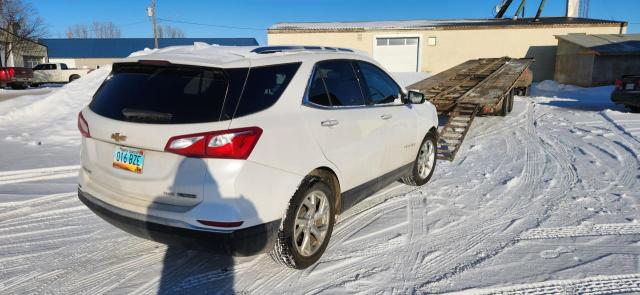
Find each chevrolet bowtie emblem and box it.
[110,133,127,142]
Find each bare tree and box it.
[157,24,185,38]
[0,0,47,67]
[65,24,89,38]
[66,21,121,39]
[92,21,121,38]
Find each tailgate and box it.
[10,67,34,79]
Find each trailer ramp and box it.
[408,57,534,161]
[437,103,479,161]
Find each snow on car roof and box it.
[117,43,368,68]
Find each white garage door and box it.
[373,37,419,72]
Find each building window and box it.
[23,56,42,68]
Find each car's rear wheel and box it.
[69,74,80,82]
[402,131,437,186]
[269,177,335,269]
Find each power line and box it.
[157,18,265,31]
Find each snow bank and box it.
[0,66,111,147]
[391,72,432,87]
[529,80,618,111]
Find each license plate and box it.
[625,83,635,90]
[113,146,145,173]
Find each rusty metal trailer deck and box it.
[408,57,534,161]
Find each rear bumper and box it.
[78,188,280,256]
[611,91,640,107]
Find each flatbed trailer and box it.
[408,57,534,161]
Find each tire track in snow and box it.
[451,273,640,295]
[0,165,79,185]
[520,223,640,240]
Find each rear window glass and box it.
[90,62,300,124]
[233,62,301,118]
[90,64,231,124]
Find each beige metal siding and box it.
[268,24,624,81]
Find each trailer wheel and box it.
[500,95,509,116]
[508,89,514,113]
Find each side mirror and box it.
[407,90,425,104]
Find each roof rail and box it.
[251,45,354,54]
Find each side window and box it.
[233,62,301,118]
[50,64,57,70]
[60,63,68,70]
[308,70,331,106]
[357,62,402,105]
[33,64,43,70]
[307,60,365,107]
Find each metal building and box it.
[268,17,627,81]
[554,33,640,87]
[38,38,259,69]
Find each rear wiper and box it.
[121,108,173,122]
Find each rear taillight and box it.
[615,79,622,90]
[7,67,15,78]
[164,127,263,159]
[78,112,90,138]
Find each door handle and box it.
[380,114,392,120]
[321,120,339,127]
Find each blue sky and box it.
[33,0,639,44]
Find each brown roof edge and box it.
[269,22,625,34]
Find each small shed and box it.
[554,33,640,87]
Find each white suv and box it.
[78,45,438,269]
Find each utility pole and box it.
[147,0,158,48]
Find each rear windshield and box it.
[90,62,300,124]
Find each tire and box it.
[500,94,509,116]
[269,177,335,269]
[9,83,26,90]
[507,89,514,113]
[69,74,80,82]
[401,131,437,186]
[629,106,640,113]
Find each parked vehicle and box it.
[77,45,439,269]
[0,67,34,89]
[32,63,92,85]
[612,75,640,113]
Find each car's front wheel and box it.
[402,131,437,186]
[270,177,335,269]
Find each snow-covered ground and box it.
[0,70,639,294]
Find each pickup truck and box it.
[0,67,34,89]
[611,74,640,113]
[32,63,92,85]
